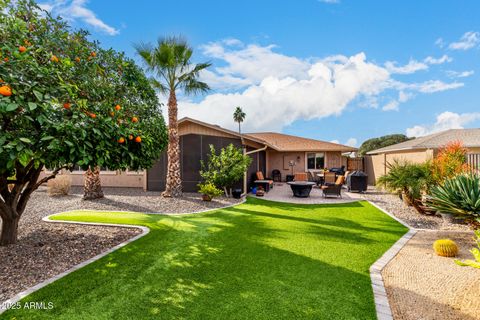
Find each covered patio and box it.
[252,182,362,204]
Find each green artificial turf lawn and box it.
[2,198,407,320]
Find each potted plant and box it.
[198,182,223,202]
[427,173,480,225]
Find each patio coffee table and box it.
[287,181,316,198]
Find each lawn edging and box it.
[0,216,150,315]
[367,201,417,320]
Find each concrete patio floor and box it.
[251,182,363,204]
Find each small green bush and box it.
[427,173,480,221]
[198,182,223,199]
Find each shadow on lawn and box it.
[3,199,405,320]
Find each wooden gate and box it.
[347,157,364,171]
[467,154,480,174]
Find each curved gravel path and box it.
[0,186,241,303]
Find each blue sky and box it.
[39,0,480,147]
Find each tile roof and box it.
[367,128,480,154]
[178,117,357,152]
[245,132,357,152]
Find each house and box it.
[365,128,480,184]
[146,117,356,192]
[43,117,356,192]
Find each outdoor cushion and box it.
[294,172,308,181]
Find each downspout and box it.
[242,145,268,197]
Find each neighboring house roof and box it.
[178,117,357,152]
[367,128,480,155]
[245,132,357,152]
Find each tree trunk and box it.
[0,215,20,246]
[83,166,104,200]
[163,90,182,198]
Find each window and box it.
[306,152,325,170]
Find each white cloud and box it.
[385,59,428,74]
[406,111,480,137]
[448,31,479,50]
[38,0,119,35]
[177,40,465,132]
[345,138,358,147]
[446,70,475,78]
[382,100,399,111]
[200,41,310,89]
[435,38,445,48]
[424,55,452,65]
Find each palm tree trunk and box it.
[238,122,241,134]
[83,166,104,200]
[163,90,182,197]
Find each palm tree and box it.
[233,106,246,134]
[135,37,211,197]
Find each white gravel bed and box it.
[0,186,241,303]
[351,188,470,231]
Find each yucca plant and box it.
[427,173,480,222]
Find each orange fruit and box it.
[115,104,121,111]
[3,57,8,62]
[63,103,71,109]
[90,113,96,119]
[90,51,96,57]
[128,135,133,140]
[109,111,115,117]
[75,57,81,63]
[19,46,27,53]
[135,136,142,143]
[0,85,12,96]
[118,137,125,144]
[51,55,59,63]
[132,116,138,123]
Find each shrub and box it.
[200,144,252,197]
[198,182,223,200]
[431,141,469,183]
[433,239,458,257]
[455,230,480,269]
[47,175,72,196]
[377,160,433,213]
[427,173,480,222]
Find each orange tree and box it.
[0,0,167,245]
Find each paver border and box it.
[368,201,417,320]
[1,197,412,319]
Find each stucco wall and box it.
[365,149,433,185]
[266,150,344,181]
[39,170,145,188]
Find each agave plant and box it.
[455,230,480,269]
[427,173,480,221]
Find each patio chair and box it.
[272,169,282,182]
[323,172,336,185]
[308,169,322,185]
[321,176,345,198]
[294,172,308,181]
[254,171,274,192]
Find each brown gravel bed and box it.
[352,188,470,230]
[0,186,241,303]
[382,230,480,320]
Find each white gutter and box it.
[242,145,268,196]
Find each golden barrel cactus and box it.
[433,239,458,257]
